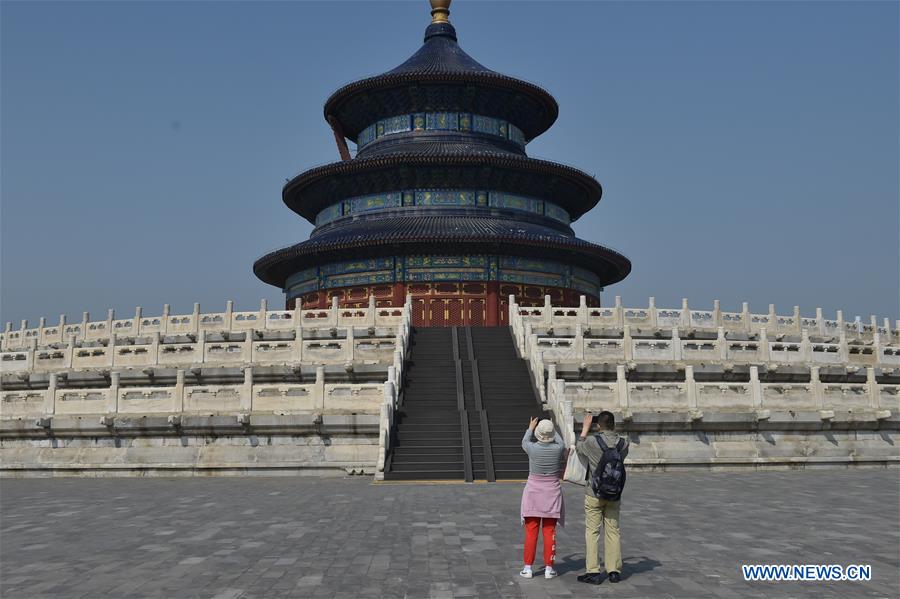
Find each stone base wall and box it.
[0,414,379,478]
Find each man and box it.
[575,411,628,585]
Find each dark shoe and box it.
[577,573,604,585]
[608,571,621,583]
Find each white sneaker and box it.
[544,566,558,579]
[519,566,533,578]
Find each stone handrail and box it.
[0,296,409,352]
[509,295,898,354]
[376,295,412,479]
[1,331,401,374]
[510,295,899,419]
[548,367,897,419]
[1,297,414,443]
[1,367,388,419]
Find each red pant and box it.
[523,517,557,566]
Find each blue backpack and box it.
[589,436,626,501]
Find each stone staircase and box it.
[385,327,541,481]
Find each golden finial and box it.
[430,0,451,24]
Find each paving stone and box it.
[0,470,898,598]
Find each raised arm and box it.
[521,417,539,452]
[574,413,593,458]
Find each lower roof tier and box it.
[253,215,631,290]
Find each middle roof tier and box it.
[283,151,603,224]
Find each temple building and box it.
[253,0,631,327]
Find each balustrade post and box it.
[759,328,770,363]
[681,298,690,329]
[225,300,234,331]
[192,303,201,335]
[866,367,879,409]
[106,309,114,339]
[800,329,812,363]
[193,329,204,366]
[836,310,844,337]
[57,315,66,345]
[884,317,893,340]
[672,327,682,361]
[648,296,658,328]
[331,296,340,326]
[810,366,823,410]
[816,307,825,337]
[543,295,552,325]
[717,326,727,361]
[292,327,304,363]
[151,332,160,366]
[623,325,633,361]
[741,302,750,333]
[38,318,46,344]
[614,295,623,327]
[3,322,11,351]
[27,337,37,371]
[173,370,185,413]
[107,371,120,414]
[838,330,848,362]
[616,364,629,411]
[713,299,721,327]
[134,306,142,336]
[315,366,326,412]
[574,324,584,360]
[80,312,89,341]
[108,333,117,368]
[292,297,302,328]
[523,323,533,359]
[346,326,355,362]
[793,306,801,335]
[367,295,377,327]
[749,366,762,409]
[162,304,170,335]
[46,372,58,415]
[243,328,254,364]
[66,334,76,369]
[242,367,253,412]
[685,365,697,410]
[578,295,588,324]
[259,298,268,329]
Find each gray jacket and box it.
[575,431,629,497]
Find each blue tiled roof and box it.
[253,216,631,288]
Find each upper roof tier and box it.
[323,4,558,145]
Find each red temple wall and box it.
[286,281,600,327]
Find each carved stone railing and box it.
[510,295,898,355]
[0,296,409,352]
[0,296,414,426]
[1,368,389,419]
[376,296,412,480]
[513,295,899,425]
[546,365,896,417]
[1,330,401,374]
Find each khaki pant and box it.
[584,495,622,574]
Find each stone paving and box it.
[1,469,898,598]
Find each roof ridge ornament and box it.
[430,0,451,24]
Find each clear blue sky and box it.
[2,0,897,326]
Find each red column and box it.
[392,282,406,308]
[486,282,499,326]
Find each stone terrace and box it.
[1,470,897,598]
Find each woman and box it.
[519,417,567,579]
